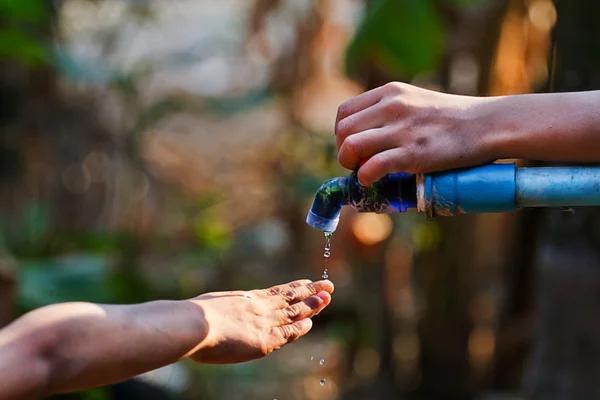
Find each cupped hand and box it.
[189,279,333,364]
[335,82,493,186]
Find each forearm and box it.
[0,300,207,398]
[479,90,600,162]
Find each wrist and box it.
[126,300,209,360]
[469,95,524,161]
[180,299,210,358]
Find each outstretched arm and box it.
[334,83,600,185]
[0,279,333,399]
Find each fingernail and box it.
[300,319,313,328]
[317,292,329,301]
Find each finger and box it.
[272,319,313,347]
[277,291,331,325]
[278,280,334,305]
[335,106,386,149]
[335,86,387,127]
[258,280,312,297]
[357,148,413,186]
[338,128,398,171]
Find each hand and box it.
[335,82,493,186]
[189,279,334,364]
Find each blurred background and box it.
[1,0,599,399]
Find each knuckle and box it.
[336,117,354,138]
[306,283,319,295]
[381,98,402,115]
[287,325,302,341]
[284,305,300,321]
[283,289,297,302]
[291,279,311,288]
[338,99,352,117]
[384,81,404,94]
[343,136,362,158]
[279,325,293,339]
[337,102,350,120]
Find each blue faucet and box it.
[306,163,600,232]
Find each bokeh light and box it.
[351,213,393,246]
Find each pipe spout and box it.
[306,172,418,232]
[306,177,351,232]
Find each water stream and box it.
[318,231,333,386]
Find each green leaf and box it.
[346,0,445,77]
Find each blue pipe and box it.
[306,163,600,232]
[423,163,516,217]
[423,163,600,217]
[516,167,600,207]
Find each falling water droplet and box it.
[322,269,328,279]
[311,357,314,360]
[320,379,327,386]
[324,232,332,261]
[320,359,325,365]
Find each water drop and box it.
[322,269,328,279]
[320,379,326,386]
[310,357,314,361]
[320,359,325,365]
[323,232,332,260]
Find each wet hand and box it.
[189,279,333,364]
[335,82,492,186]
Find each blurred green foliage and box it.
[347,0,445,77]
[0,0,51,66]
[347,0,486,77]
[17,255,113,311]
[0,0,48,23]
